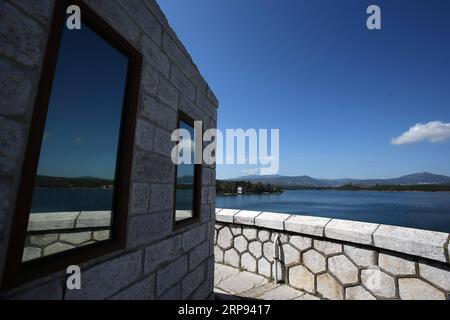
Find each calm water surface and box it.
[31,189,450,233]
[217,190,450,233]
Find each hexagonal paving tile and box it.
[224,248,240,268]
[317,273,344,300]
[288,265,315,293]
[263,241,274,260]
[217,227,233,249]
[302,249,326,274]
[328,255,358,285]
[243,227,258,241]
[249,241,262,258]
[398,278,446,300]
[313,239,342,255]
[234,235,248,253]
[281,244,300,265]
[289,235,312,251]
[361,268,396,298]
[258,258,272,278]
[230,225,242,236]
[241,252,257,273]
[258,230,270,242]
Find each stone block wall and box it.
[215,209,450,300]
[0,0,217,299]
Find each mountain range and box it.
[232,172,450,187]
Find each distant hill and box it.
[232,172,450,187]
[36,175,114,189]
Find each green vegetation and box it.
[286,184,450,192]
[217,180,283,196]
[35,175,114,189]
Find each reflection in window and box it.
[175,120,199,222]
[22,23,130,262]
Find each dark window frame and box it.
[172,111,203,230]
[1,0,142,290]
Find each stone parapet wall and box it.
[23,211,111,262]
[215,209,450,300]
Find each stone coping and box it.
[216,208,450,264]
[27,211,112,232]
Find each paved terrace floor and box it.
[214,264,321,300]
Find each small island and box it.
[217,180,283,196]
[35,175,114,189]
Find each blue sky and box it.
[158,0,450,180]
[37,23,129,180]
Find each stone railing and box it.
[23,211,111,262]
[214,209,450,300]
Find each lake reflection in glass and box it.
[175,121,197,222]
[23,22,130,262]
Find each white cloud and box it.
[391,121,450,145]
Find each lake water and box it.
[216,190,450,233]
[31,189,450,233]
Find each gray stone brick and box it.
[141,64,160,96]
[0,2,44,66]
[153,127,173,157]
[0,60,33,116]
[157,76,179,110]
[11,279,63,300]
[0,116,26,174]
[200,204,211,223]
[140,92,177,132]
[135,119,155,152]
[157,255,188,296]
[9,0,53,22]
[84,0,140,46]
[159,283,181,300]
[141,35,170,78]
[201,187,208,204]
[144,235,182,274]
[196,89,215,118]
[65,251,142,300]
[179,94,203,121]
[183,224,206,251]
[181,263,206,299]
[208,186,215,204]
[190,64,207,93]
[202,167,212,186]
[1,178,13,243]
[115,0,162,45]
[189,241,209,271]
[163,33,190,76]
[130,183,151,215]
[150,183,173,212]
[206,86,219,108]
[109,274,156,300]
[127,211,172,248]
[132,150,175,183]
[171,65,195,102]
